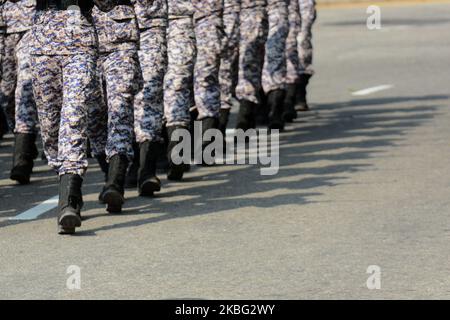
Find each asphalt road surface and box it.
[1,2,450,299]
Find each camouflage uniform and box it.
[0,1,5,80]
[89,3,141,161]
[285,0,300,85]
[30,1,115,176]
[235,0,267,105]
[219,0,240,110]
[164,0,195,127]
[262,0,289,94]
[0,1,7,136]
[298,0,316,76]
[0,0,36,132]
[133,0,167,144]
[192,0,223,120]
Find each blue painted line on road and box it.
[9,196,58,221]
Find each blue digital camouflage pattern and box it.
[134,0,168,29]
[262,0,289,93]
[298,0,316,76]
[0,0,36,132]
[164,11,195,127]
[285,0,300,84]
[134,25,167,143]
[88,50,141,161]
[32,54,98,176]
[30,2,114,176]
[219,0,240,110]
[0,32,20,130]
[89,3,141,161]
[92,4,139,54]
[14,30,37,134]
[2,0,35,34]
[193,0,223,119]
[235,3,267,104]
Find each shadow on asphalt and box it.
[0,94,446,233]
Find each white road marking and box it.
[352,84,394,96]
[9,196,58,221]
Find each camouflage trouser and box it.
[194,15,222,120]
[88,50,141,161]
[134,27,167,143]
[285,0,301,84]
[219,11,240,110]
[14,31,37,134]
[0,32,22,130]
[235,6,268,104]
[262,2,289,93]
[31,53,97,176]
[164,17,196,128]
[0,32,4,80]
[298,0,316,76]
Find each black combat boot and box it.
[218,109,230,156]
[99,154,129,213]
[10,133,38,185]
[167,125,190,181]
[255,89,269,127]
[267,89,286,131]
[138,141,162,197]
[157,125,169,171]
[125,141,139,188]
[282,83,298,122]
[296,74,311,112]
[236,100,256,130]
[95,153,109,182]
[218,108,230,136]
[57,174,83,235]
[0,109,7,140]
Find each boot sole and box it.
[139,179,161,197]
[167,164,185,181]
[102,190,125,213]
[58,211,82,235]
[282,111,298,123]
[10,171,31,185]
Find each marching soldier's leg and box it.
[31,55,63,176]
[32,1,117,235]
[53,53,97,234]
[164,16,196,181]
[0,33,21,133]
[283,0,301,122]
[134,27,166,197]
[235,4,268,130]
[87,58,109,180]
[58,54,95,177]
[11,31,38,184]
[297,0,316,111]
[0,9,6,139]
[262,0,289,130]
[91,3,141,210]
[218,3,240,136]
[193,14,222,133]
[100,50,139,212]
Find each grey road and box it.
[1,2,450,299]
